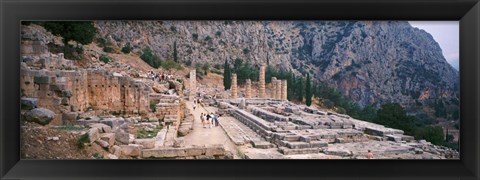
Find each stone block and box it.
[134,139,155,149]
[252,141,274,149]
[101,133,115,147]
[185,146,206,156]
[286,142,311,149]
[34,76,50,84]
[89,123,112,133]
[62,112,77,121]
[309,141,328,148]
[142,148,187,158]
[120,144,141,157]
[324,149,353,156]
[88,128,100,143]
[96,139,110,148]
[386,134,402,142]
[401,135,415,142]
[21,98,38,110]
[205,145,225,156]
[24,108,55,125]
[115,129,130,145]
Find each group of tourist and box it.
[147,71,173,82]
[200,112,219,128]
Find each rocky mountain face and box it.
[95,21,459,113]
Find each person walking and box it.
[214,112,219,127]
[206,113,212,128]
[200,113,206,128]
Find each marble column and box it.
[259,63,266,98]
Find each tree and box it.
[140,48,160,68]
[305,73,312,106]
[173,41,178,62]
[223,59,231,90]
[42,21,96,46]
[375,103,416,135]
[41,21,96,56]
[414,126,445,145]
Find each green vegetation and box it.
[204,36,212,41]
[243,48,250,54]
[202,63,210,75]
[136,127,162,139]
[305,73,312,106]
[121,43,132,54]
[103,46,114,53]
[140,48,161,68]
[170,26,177,32]
[372,103,456,149]
[150,101,157,112]
[192,33,198,41]
[173,41,178,62]
[223,59,231,90]
[35,21,96,60]
[215,31,222,37]
[99,55,110,64]
[76,133,90,149]
[93,153,103,159]
[160,60,183,70]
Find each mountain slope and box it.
[95,20,459,118]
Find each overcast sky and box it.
[408,21,459,71]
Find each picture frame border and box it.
[1,0,479,179]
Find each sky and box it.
[408,21,459,71]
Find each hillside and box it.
[95,21,459,121]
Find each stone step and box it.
[278,147,321,155]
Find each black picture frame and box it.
[1,0,479,179]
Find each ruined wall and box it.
[21,64,151,125]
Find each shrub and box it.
[99,55,110,64]
[243,48,250,54]
[103,46,114,53]
[336,107,346,114]
[204,36,212,41]
[93,153,103,159]
[323,99,335,109]
[185,59,192,66]
[96,38,108,47]
[161,60,183,70]
[76,133,90,149]
[121,43,132,54]
[150,101,157,112]
[140,48,161,68]
[170,26,177,32]
[215,31,222,37]
[192,33,198,41]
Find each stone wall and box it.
[21,64,151,125]
[141,145,233,159]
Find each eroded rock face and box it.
[24,108,56,125]
[95,21,459,114]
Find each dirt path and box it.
[183,101,239,158]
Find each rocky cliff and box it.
[95,21,459,113]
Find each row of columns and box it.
[229,63,287,100]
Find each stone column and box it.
[281,80,287,100]
[259,63,266,98]
[245,79,252,98]
[189,70,196,101]
[276,80,281,99]
[231,73,238,99]
[271,77,277,99]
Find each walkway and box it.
[182,101,239,157]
